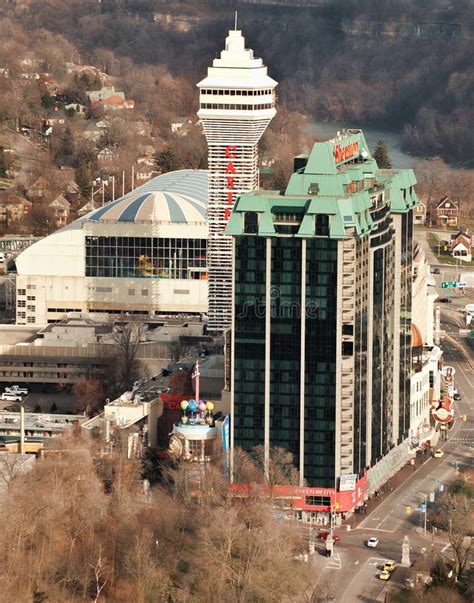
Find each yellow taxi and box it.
[433,449,444,458]
[383,560,397,573]
[379,570,391,581]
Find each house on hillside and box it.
[65,103,87,116]
[40,73,58,97]
[83,123,102,142]
[170,117,193,135]
[430,196,459,227]
[62,180,80,205]
[48,195,71,228]
[87,87,134,111]
[449,231,472,262]
[97,147,116,163]
[135,164,156,183]
[27,176,51,201]
[0,192,32,224]
[413,197,427,225]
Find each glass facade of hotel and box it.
[85,236,207,280]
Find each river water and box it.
[307,120,421,170]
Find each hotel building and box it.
[227,130,418,516]
[197,29,277,333]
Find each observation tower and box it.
[197,28,277,332]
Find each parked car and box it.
[367,537,379,548]
[5,385,29,396]
[432,267,441,274]
[1,392,22,402]
[379,570,391,581]
[453,393,461,401]
[433,449,444,458]
[438,298,452,303]
[317,531,341,542]
[383,561,397,573]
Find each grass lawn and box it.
[427,232,474,267]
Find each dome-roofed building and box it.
[411,323,423,349]
[15,170,209,326]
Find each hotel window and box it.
[18,300,26,308]
[18,289,26,296]
[315,214,330,236]
[27,316,35,324]
[27,296,35,301]
[18,312,26,319]
[27,305,35,312]
[244,212,258,235]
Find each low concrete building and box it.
[81,390,159,458]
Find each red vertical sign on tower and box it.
[224,145,237,222]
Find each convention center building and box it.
[15,170,208,325]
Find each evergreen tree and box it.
[372,139,392,169]
[154,147,181,174]
[54,127,76,168]
[75,160,92,196]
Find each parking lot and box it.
[0,382,79,414]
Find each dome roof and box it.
[86,169,208,225]
[411,324,423,348]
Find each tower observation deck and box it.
[197,29,277,332]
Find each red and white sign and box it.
[230,474,368,513]
[334,141,359,164]
[432,397,454,424]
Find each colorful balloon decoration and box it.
[180,400,189,411]
[206,401,215,411]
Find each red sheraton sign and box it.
[334,141,359,164]
[224,145,237,222]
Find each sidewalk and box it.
[344,450,432,529]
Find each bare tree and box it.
[0,453,32,492]
[431,490,473,580]
[110,318,146,390]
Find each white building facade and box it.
[15,170,209,326]
[197,29,277,332]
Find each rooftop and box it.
[78,169,208,226]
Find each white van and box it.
[1,392,22,402]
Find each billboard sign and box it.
[339,474,357,492]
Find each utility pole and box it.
[20,402,25,455]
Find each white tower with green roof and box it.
[197,29,277,332]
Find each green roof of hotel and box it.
[226,129,418,239]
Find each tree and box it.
[72,375,105,415]
[251,445,302,487]
[154,147,181,174]
[169,368,193,397]
[0,146,7,177]
[0,453,30,492]
[430,485,473,581]
[373,139,392,169]
[110,318,145,391]
[169,330,192,363]
[54,126,75,168]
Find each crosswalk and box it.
[448,436,474,445]
[326,551,342,570]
